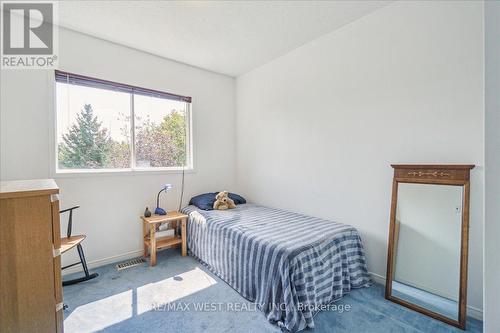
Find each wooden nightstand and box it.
[140,211,188,266]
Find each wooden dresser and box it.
[0,179,63,333]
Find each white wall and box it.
[235,1,484,315]
[0,28,236,268]
[485,1,500,331]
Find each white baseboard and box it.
[370,271,386,285]
[369,272,483,321]
[62,249,144,275]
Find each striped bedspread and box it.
[181,204,370,332]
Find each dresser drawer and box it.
[51,195,64,333]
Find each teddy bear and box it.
[213,191,236,210]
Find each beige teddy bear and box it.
[213,191,236,210]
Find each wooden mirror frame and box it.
[385,164,475,329]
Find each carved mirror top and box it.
[391,165,475,182]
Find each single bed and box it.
[181,203,371,332]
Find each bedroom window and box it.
[55,71,192,173]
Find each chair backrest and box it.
[60,206,80,238]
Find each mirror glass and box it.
[391,183,463,321]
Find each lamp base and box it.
[155,207,167,215]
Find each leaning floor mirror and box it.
[385,164,474,329]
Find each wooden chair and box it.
[60,206,98,286]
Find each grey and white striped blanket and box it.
[181,204,370,332]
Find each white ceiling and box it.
[58,1,391,77]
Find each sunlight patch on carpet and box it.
[137,267,217,314]
[64,268,217,332]
[64,290,133,333]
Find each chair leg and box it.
[62,244,98,286]
[77,244,90,277]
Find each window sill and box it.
[53,167,195,178]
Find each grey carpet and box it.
[63,249,483,333]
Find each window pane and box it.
[56,82,131,169]
[134,95,188,168]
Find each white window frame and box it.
[50,71,194,176]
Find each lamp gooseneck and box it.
[156,188,165,209]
